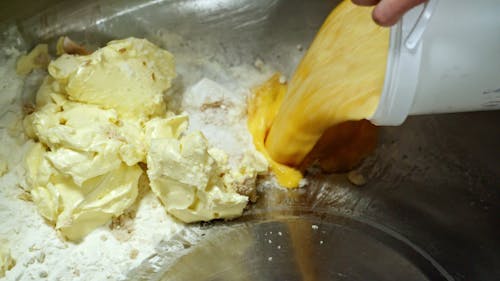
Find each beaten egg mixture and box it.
[249,0,389,187]
[21,38,266,241]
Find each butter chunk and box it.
[45,147,122,186]
[25,140,142,241]
[24,143,52,190]
[22,37,257,241]
[33,76,57,108]
[147,131,248,222]
[30,183,61,223]
[56,164,141,241]
[117,119,148,166]
[48,38,175,118]
[16,44,50,75]
[31,99,118,150]
[29,161,141,241]
[31,106,118,183]
[145,114,188,140]
[25,115,143,240]
[22,38,180,241]
[29,98,148,184]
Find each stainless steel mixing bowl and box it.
[1,0,499,280]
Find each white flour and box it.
[0,27,272,281]
[0,46,184,281]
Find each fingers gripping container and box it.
[371,0,500,126]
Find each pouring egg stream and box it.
[248,0,390,188]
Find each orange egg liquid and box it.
[248,0,389,188]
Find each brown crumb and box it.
[151,200,159,208]
[110,216,124,230]
[151,72,156,81]
[23,104,35,115]
[39,271,48,278]
[17,191,33,202]
[112,119,123,127]
[127,211,135,219]
[347,170,367,186]
[110,211,135,242]
[129,248,139,260]
[119,48,127,53]
[254,58,265,71]
[34,52,50,65]
[138,162,148,171]
[200,101,223,111]
[36,252,46,263]
[63,37,89,55]
[234,178,258,203]
[73,268,80,277]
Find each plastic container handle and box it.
[405,0,439,50]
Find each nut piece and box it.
[254,58,265,71]
[129,248,139,259]
[56,36,90,56]
[347,170,366,186]
[279,75,287,85]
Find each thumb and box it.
[373,0,427,26]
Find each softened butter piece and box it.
[32,97,127,185]
[16,44,50,75]
[144,114,188,151]
[147,131,248,222]
[25,142,142,239]
[25,103,143,240]
[28,158,141,241]
[48,38,175,118]
[22,37,174,240]
[23,37,252,241]
[24,143,52,191]
[56,164,141,241]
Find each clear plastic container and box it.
[370,0,500,126]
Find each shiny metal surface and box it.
[1,1,499,280]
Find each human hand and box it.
[352,0,427,26]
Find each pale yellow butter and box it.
[16,44,50,75]
[31,101,123,184]
[143,114,189,151]
[48,38,174,118]
[24,37,253,240]
[23,38,175,240]
[147,130,248,222]
[26,143,142,240]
